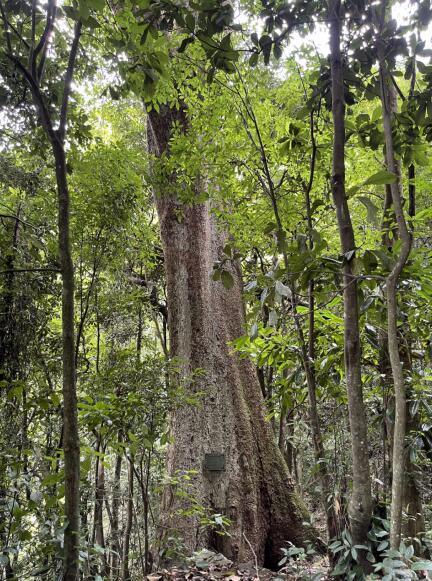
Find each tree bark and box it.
[148,105,318,567]
[53,138,81,578]
[402,414,425,541]
[0,208,21,580]
[303,112,342,544]
[110,447,123,578]
[378,40,412,549]
[122,459,134,581]
[93,438,108,575]
[328,0,372,550]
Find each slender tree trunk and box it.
[303,113,341,543]
[148,105,319,567]
[135,453,152,573]
[378,42,412,549]
[0,209,21,580]
[378,332,394,502]
[402,414,425,541]
[110,446,123,578]
[378,41,424,543]
[303,283,341,541]
[328,0,372,549]
[52,140,81,578]
[93,438,108,575]
[234,70,339,545]
[400,333,425,546]
[122,459,134,581]
[6,15,83,575]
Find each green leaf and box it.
[185,13,195,31]
[85,15,101,28]
[63,5,80,20]
[88,0,105,9]
[221,270,234,289]
[275,280,291,297]
[78,0,90,19]
[405,544,414,559]
[268,309,277,326]
[357,196,379,226]
[331,562,348,576]
[41,472,63,486]
[249,52,259,67]
[364,169,397,186]
[411,560,432,571]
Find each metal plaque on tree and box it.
[204,453,225,471]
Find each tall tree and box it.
[148,104,319,566]
[377,9,413,548]
[328,0,372,551]
[0,3,82,576]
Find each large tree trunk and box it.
[148,106,317,568]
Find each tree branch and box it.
[7,54,57,143]
[58,20,82,143]
[0,0,12,54]
[32,0,57,79]
[0,267,60,275]
[0,214,37,229]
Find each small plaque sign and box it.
[204,453,225,471]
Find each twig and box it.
[0,214,37,229]
[0,267,60,275]
[243,533,260,580]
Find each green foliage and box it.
[2,0,432,577]
[329,520,432,580]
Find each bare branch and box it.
[0,214,37,229]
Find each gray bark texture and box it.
[378,43,412,549]
[328,0,372,554]
[148,105,317,567]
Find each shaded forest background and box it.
[1,0,432,579]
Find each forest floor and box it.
[147,550,330,581]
